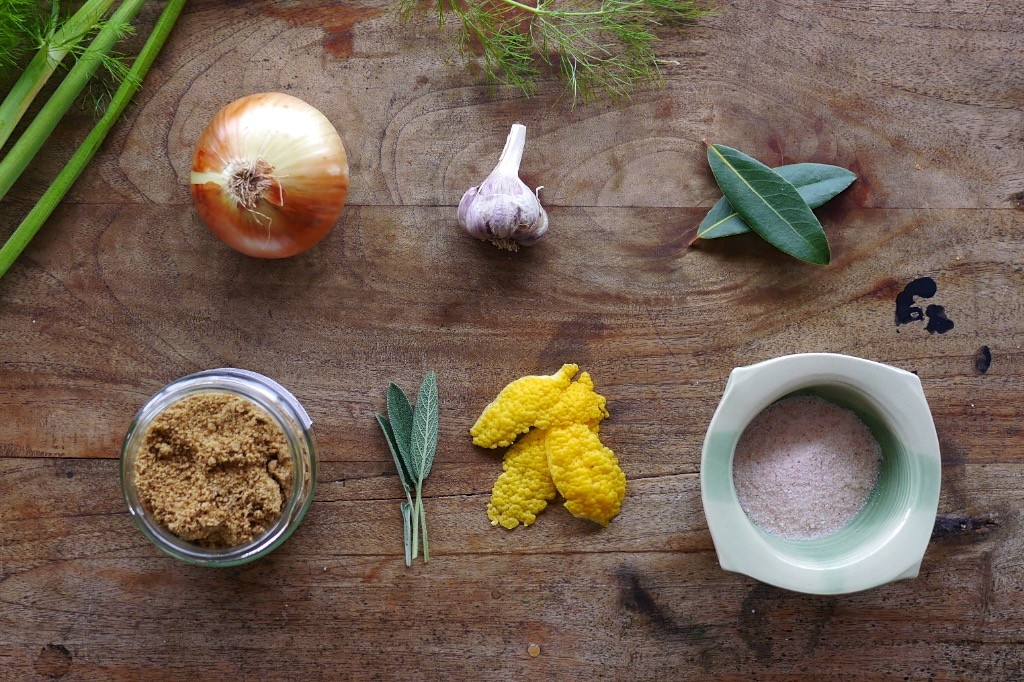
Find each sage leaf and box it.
[706,144,831,264]
[697,163,856,240]
[379,371,440,566]
[410,371,439,482]
[387,382,416,478]
[376,414,413,492]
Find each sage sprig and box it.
[376,371,439,566]
[701,143,853,265]
[695,163,857,242]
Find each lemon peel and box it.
[486,428,557,529]
[536,371,609,430]
[476,365,625,528]
[470,363,578,449]
[545,423,626,526]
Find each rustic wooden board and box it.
[2,0,1023,678]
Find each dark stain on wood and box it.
[974,346,992,374]
[1010,191,1024,209]
[931,513,998,541]
[845,162,873,209]
[692,231,795,274]
[626,226,693,272]
[738,584,777,663]
[436,301,469,326]
[980,550,994,619]
[924,304,954,334]
[861,277,903,301]
[738,584,840,665]
[938,439,970,510]
[895,276,937,326]
[538,313,606,368]
[767,134,785,166]
[802,598,837,656]
[362,557,391,583]
[819,160,873,221]
[262,4,381,58]
[33,644,72,679]
[616,567,706,641]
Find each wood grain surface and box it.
[2,0,1023,678]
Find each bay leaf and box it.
[705,144,831,264]
[773,163,857,208]
[696,163,856,240]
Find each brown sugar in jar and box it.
[134,392,294,548]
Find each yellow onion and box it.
[190,92,349,258]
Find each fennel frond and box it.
[397,0,712,103]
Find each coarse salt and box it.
[732,396,881,541]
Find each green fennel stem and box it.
[0,0,119,151]
[498,0,644,19]
[0,0,187,279]
[0,0,146,201]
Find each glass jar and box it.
[120,368,316,566]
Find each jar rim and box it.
[120,369,317,567]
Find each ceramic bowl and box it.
[700,353,941,595]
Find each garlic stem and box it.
[495,123,527,177]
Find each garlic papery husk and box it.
[458,123,548,252]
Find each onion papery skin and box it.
[190,92,349,258]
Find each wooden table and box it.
[2,0,1022,678]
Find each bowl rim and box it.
[700,352,941,595]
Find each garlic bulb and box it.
[458,124,548,251]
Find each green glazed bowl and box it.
[700,353,941,595]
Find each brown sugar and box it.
[134,392,293,548]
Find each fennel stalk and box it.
[0,0,122,150]
[0,0,187,278]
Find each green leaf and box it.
[773,163,857,209]
[410,371,439,482]
[696,163,856,240]
[696,193,748,240]
[386,382,416,480]
[400,501,413,567]
[705,144,831,264]
[377,371,440,566]
[376,414,413,493]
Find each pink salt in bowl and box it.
[700,353,942,595]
